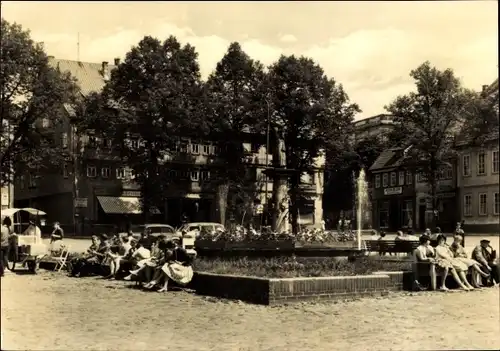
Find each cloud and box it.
[26,22,498,120]
[279,34,298,43]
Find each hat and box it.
[99,233,109,240]
[480,239,491,244]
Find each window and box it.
[479,193,487,215]
[130,139,139,149]
[169,170,178,179]
[202,144,211,155]
[200,170,210,181]
[191,143,199,155]
[179,141,188,153]
[19,175,25,189]
[477,151,486,175]
[102,138,112,148]
[101,167,110,178]
[382,173,388,187]
[406,171,413,185]
[180,170,189,179]
[61,132,68,148]
[116,168,126,179]
[63,164,69,178]
[494,192,499,215]
[41,118,50,128]
[88,135,97,147]
[190,170,199,181]
[375,174,381,188]
[28,174,38,188]
[493,150,499,174]
[399,171,405,186]
[462,154,471,176]
[390,172,396,186]
[86,166,97,178]
[463,195,472,216]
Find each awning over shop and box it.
[97,196,160,215]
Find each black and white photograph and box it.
[1,1,499,350]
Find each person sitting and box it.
[450,234,490,287]
[124,238,164,284]
[50,222,64,243]
[144,239,194,292]
[105,235,132,279]
[69,235,100,277]
[126,230,135,244]
[138,229,154,251]
[472,239,499,286]
[395,230,407,241]
[378,231,390,256]
[413,234,446,291]
[434,234,475,291]
[369,230,380,240]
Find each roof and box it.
[48,58,116,97]
[369,147,406,172]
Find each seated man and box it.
[105,235,132,279]
[69,235,99,277]
[472,239,499,286]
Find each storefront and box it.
[372,185,416,232]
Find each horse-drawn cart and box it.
[2,207,48,273]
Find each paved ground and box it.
[1,270,499,351]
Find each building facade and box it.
[456,137,499,233]
[353,114,394,142]
[369,148,416,232]
[14,57,325,234]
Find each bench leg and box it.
[429,264,437,291]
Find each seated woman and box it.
[144,239,194,292]
[105,235,132,279]
[413,235,447,291]
[450,234,489,287]
[434,234,475,291]
[124,239,164,284]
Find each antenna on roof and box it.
[77,32,80,62]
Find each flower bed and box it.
[193,256,411,278]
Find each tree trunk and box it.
[216,182,230,226]
[271,129,288,232]
[289,173,299,235]
[429,156,438,230]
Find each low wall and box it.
[192,272,393,305]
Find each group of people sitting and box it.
[414,232,499,291]
[68,230,194,292]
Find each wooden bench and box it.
[365,240,419,255]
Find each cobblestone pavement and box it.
[1,271,499,351]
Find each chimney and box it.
[114,58,120,65]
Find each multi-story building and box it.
[454,79,499,233]
[353,114,394,142]
[369,147,416,232]
[369,147,458,232]
[14,57,325,234]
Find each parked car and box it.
[177,222,225,238]
[133,224,196,257]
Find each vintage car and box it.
[133,223,196,257]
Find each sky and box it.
[2,1,498,120]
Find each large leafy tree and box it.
[266,55,359,234]
[0,19,79,186]
[204,42,266,225]
[386,61,472,225]
[324,134,389,220]
[80,35,204,219]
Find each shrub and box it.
[193,256,411,278]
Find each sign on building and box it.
[74,197,88,208]
[384,187,402,196]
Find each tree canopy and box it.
[0,18,79,185]
[266,55,360,233]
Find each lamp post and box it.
[265,98,271,203]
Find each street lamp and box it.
[265,98,271,203]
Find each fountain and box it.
[356,169,369,250]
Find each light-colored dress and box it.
[435,245,468,271]
[451,243,480,268]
